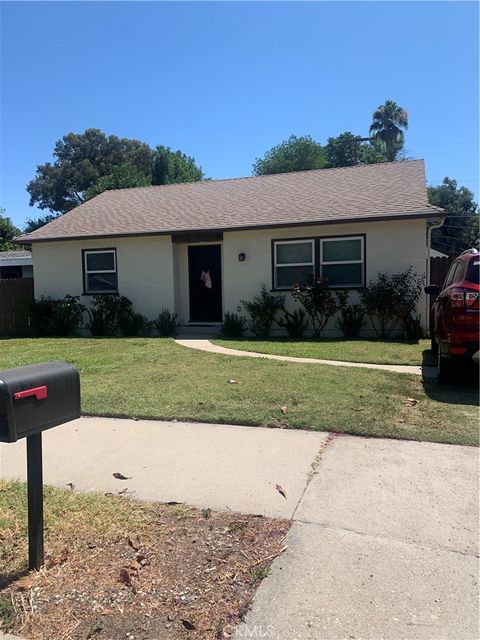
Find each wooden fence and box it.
[0,278,34,335]
[430,255,455,289]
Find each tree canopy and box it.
[27,129,205,216]
[252,135,328,176]
[429,178,479,254]
[0,210,21,251]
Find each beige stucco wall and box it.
[32,236,174,321]
[222,218,428,335]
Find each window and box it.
[83,249,117,293]
[274,239,315,289]
[320,236,364,287]
[442,261,462,290]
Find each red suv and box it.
[426,249,480,383]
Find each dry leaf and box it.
[16,575,36,591]
[275,484,287,499]
[403,397,418,406]
[228,379,239,384]
[113,472,132,480]
[119,568,137,594]
[127,536,140,551]
[66,482,75,491]
[181,619,197,631]
[280,406,288,414]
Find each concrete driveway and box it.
[1,417,478,640]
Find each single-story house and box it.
[0,250,33,280]
[16,160,444,335]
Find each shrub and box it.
[29,294,85,336]
[335,304,365,338]
[120,311,152,337]
[401,313,425,341]
[277,308,309,338]
[241,285,285,338]
[87,294,140,337]
[292,278,348,337]
[220,312,247,338]
[360,268,424,339]
[153,308,179,337]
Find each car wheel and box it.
[437,349,450,385]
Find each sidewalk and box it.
[1,417,477,639]
[175,337,437,377]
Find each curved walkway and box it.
[175,337,437,377]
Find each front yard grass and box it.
[212,337,433,366]
[0,338,477,446]
[0,480,288,639]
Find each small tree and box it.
[242,285,285,338]
[360,268,423,339]
[292,278,348,337]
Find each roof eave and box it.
[15,209,444,244]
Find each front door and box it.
[188,245,223,322]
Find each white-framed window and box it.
[274,239,315,289]
[83,249,117,293]
[320,236,364,287]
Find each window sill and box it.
[82,290,119,296]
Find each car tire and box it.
[437,349,450,385]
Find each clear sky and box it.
[1,1,478,228]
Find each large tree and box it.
[152,146,205,185]
[325,132,386,167]
[369,100,408,162]
[27,129,204,217]
[253,135,328,176]
[0,210,21,251]
[429,178,479,254]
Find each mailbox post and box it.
[0,362,81,570]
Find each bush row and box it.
[222,268,424,341]
[28,294,179,338]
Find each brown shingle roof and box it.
[17,160,443,243]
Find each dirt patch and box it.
[1,495,289,640]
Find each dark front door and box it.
[188,245,223,322]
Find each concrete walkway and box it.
[175,337,437,377]
[1,417,477,639]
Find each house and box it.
[16,160,444,335]
[0,251,33,280]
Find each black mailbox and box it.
[0,361,80,443]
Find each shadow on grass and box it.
[0,566,29,590]
[422,360,479,407]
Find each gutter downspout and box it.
[426,218,445,333]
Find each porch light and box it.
[238,252,246,262]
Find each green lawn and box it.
[212,338,433,366]
[0,338,477,446]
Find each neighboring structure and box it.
[16,160,444,334]
[0,250,33,280]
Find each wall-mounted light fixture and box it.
[238,252,246,262]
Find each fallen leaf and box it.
[228,379,239,384]
[113,472,132,480]
[119,568,137,594]
[127,536,140,551]
[181,619,197,631]
[66,482,75,491]
[403,397,418,406]
[280,406,288,414]
[15,575,35,591]
[275,484,287,499]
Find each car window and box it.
[442,261,461,289]
[466,258,480,285]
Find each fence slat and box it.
[0,278,34,335]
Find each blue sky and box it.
[1,1,478,228]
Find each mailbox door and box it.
[0,362,81,442]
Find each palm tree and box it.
[369,100,408,162]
